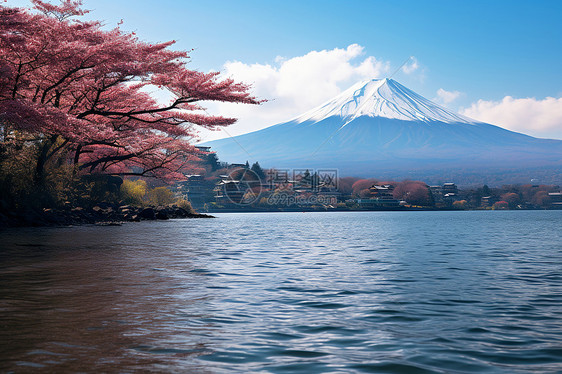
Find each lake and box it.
[1,211,561,373]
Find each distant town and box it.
[178,147,562,213]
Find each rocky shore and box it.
[0,204,214,228]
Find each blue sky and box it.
[6,0,562,139]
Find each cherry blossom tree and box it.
[0,0,261,185]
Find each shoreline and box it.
[3,205,558,228]
[0,204,214,229]
[206,206,558,213]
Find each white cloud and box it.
[199,44,391,141]
[435,88,462,104]
[462,96,562,139]
[401,56,419,75]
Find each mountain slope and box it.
[201,79,562,183]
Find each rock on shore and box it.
[0,204,214,228]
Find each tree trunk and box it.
[34,136,57,185]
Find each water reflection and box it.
[0,224,219,372]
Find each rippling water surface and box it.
[1,211,561,373]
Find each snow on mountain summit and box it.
[294,78,474,125]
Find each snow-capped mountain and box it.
[201,79,562,183]
[293,78,472,124]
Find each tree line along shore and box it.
[180,161,562,213]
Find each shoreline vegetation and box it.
[2,160,560,228]
[0,203,213,228]
[0,172,219,228]
[184,162,562,214]
[3,199,559,229]
[2,204,558,229]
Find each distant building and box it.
[369,184,394,199]
[429,185,442,195]
[357,198,400,209]
[181,174,207,209]
[442,183,458,195]
[195,146,211,153]
[215,179,245,204]
[481,196,498,207]
[548,192,562,208]
[357,184,400,208]
[429,186,444,206]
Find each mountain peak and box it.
[293,78,475,125]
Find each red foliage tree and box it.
[493,201,509,210]
[0,1,260,183]
[500,192,520,208]
[519,184,556,203]
[351,179,378,196]
[393,180,430,206]
[358,188,373,198]
[531,191,552,207]
[337,177,360,195]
